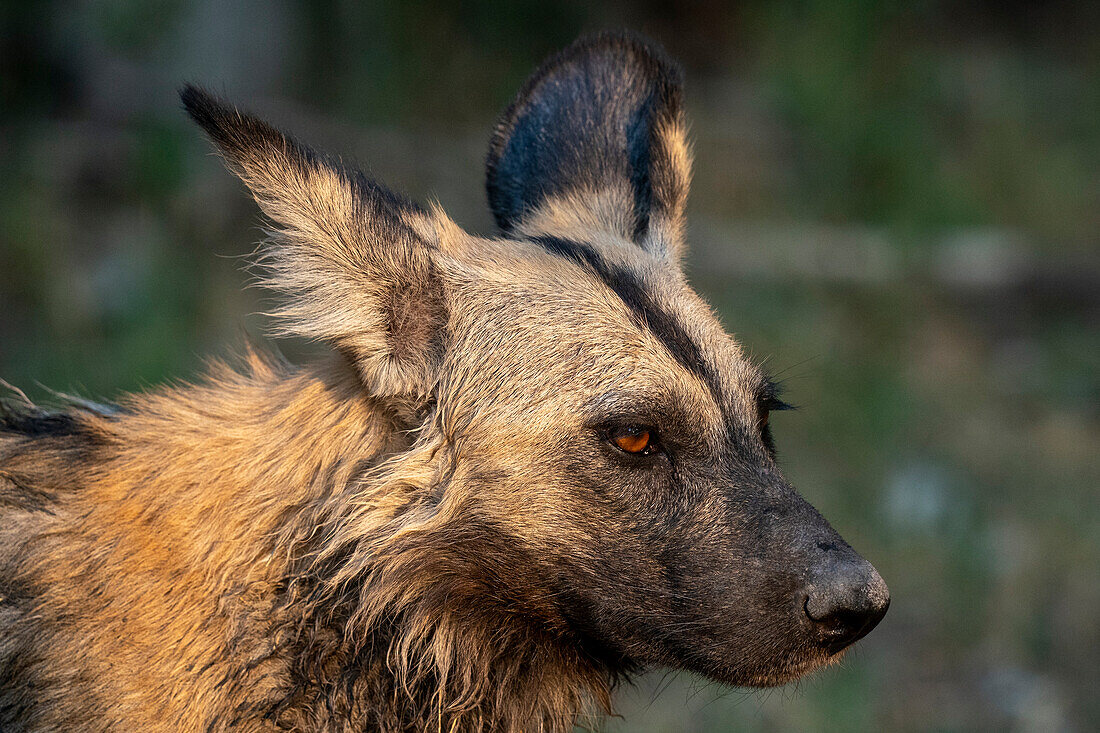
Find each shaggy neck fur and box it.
[256,357,614,731]
[0,350,611,732]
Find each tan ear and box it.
[486,32,692,262]
[182,85,451,399]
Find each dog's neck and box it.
[203,352,614,730]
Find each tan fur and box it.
[0,219,765,730]
[512,119,693,264]
[0,348,609,731]
[1,39,885,731]
[640,116,693,258]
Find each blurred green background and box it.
[1,1,1097,730]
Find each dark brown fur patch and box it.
[383,258,448,366]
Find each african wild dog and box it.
[0,32,888,731]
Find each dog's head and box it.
[183,31,887,688]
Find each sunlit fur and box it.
[0,32,885,732]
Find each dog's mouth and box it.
[723,648,848,688]
[668,632,854,690]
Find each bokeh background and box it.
[1,1,1097,730]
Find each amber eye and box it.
[610,425,655,455]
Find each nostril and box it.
[803,565,890,652]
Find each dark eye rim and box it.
[757,382,795,456]
[758,378,794,421]
[601,423,663,458]
[758,394,794,426]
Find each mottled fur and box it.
[0,32,887,732]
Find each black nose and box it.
[804,558,889,652]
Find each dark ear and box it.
[486,32,692,260]
[181,86,451,399]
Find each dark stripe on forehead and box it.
[533,236,723,402]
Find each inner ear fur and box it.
[181,85,451,399]
[486,31,692,261]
